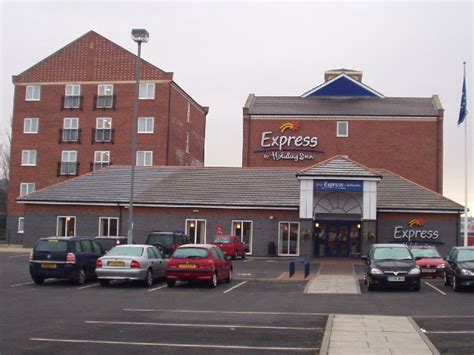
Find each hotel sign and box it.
[314,180,363,192]
[393,218,440,241]
[254,122,323,162]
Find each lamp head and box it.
[131,29,149,43]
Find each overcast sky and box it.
[0,1,473,214]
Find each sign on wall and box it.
[314,180,363,192]
[254,122,324,162]
[393,218,440,241]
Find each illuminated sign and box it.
[314,180,363,192]
[254,122,324,162]
[393,218,439,241]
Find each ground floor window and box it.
[186,219,206,244]
[57,216,76,237]
[98,217,119,237]
[18,217,24,233]
[278,222,299,256]
[232,220,253,254]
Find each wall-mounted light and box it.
[269,216,274,220]
[192,209,199,213]
[315,222,319,228]
[357,224,361,229]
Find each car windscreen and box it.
[373,247,413,261]
[147,234,174,247]
[410,248,440,258]
[107,246,143,257]
[35,240,68,252]
[457,249,474,262]
[213,237,232,244]
[172,248,208,259]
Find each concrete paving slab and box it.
[305,275,359,294]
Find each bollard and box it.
[289,257,310,278]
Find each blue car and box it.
[29,237,104,285]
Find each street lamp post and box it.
[127,29,149,244]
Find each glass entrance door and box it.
[318,222,357,257]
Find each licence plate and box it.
[41,263,57,269]
[387,276,405,282]
[179,264,196,269]
[422,268,436,273]
[107,261,125,267]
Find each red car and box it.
[410,246,445,278]
[211,235,246,260]
[166,244,232,288]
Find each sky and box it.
[0,0,473,214]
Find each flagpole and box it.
[463,62,468,247]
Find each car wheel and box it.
[363,273,368,285]
[242,252,246,260]
[232,253,237,260]
[452,275,461,292]
[167,280,176,288]
[144,269,153,288]
[367,277,375,291]
[209,272,218,288]
[443,272,450,286]
[225,269,232,283]
[99,279,110,287]
[32,276,44,285]
[74,268,86,285]
[413,283,421,292]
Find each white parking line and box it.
[223,281,247,294]
[77,283,99,290]
[421,330,474,334]
[124,309,328,316]
[425,281,447,295]
[10,281,33,287]
[415,315,474,319]
[148,285,167,292]
[86,320,322,331]
[30,338,318,351]
[8,253,30,258]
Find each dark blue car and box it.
[29,237,104,285]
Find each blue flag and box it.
[458,74,467,125]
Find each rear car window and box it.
[35,240,68,252]
[172,247,208,259]
[410,248,440,258]
[107,246,143,257]
[147,234,174,247]
[213,236,232,244]
[373,247,412,261]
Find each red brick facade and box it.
[8,31,207,228]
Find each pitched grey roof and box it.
[248,96,438,117]
[19,165,463,212]
[298,155,381,179]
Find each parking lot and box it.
[1,251,474,354]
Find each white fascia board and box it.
[297,176,381,182]
[249,115,438,122]
[378,209,460,214]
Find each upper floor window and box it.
[20,183,35,197]
[64,84,81,109]
[62,118,80,142]
[139,83,155,99]
[94,117,113,143]
[137,151,153,166]
[60,150,78,176]
[93,151,110,170]
[337,121,349,137]
[187,102,191,123]
[24,118,39,134]
[96,84,114,108]
[138,117,154,133]
[25,85,40,101]
[21,150,37,166]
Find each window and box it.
[18,217,24,233]
[64,84,81,108]
[95,117,112,142]
[139,83,155,99]
[25,85,40,101]
[97,84,114,108]
[94,151,110,170]
[98,217,118,237]
[60,150,77,175]
[232,220,253,254]
[186,219,207,244]
[278,222,300,256]
[337,121,349,137]
[62,118,79,142]
[138,117,154,133]
[136,151,152,166]
[187,102,191,123]
[19,183,35,197]
[21,150,37,166]
[24,118,39,134]
[185,132,190,154]
[57,216,76,237]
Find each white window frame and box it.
[139,83,155,99]
[21,150,37,166]
[337,121,349,137]
[94,151,110,170]
[185,132,190,154]
[65,84,80,96]
[187,102,191,123]
[231,220,253,255]
[97,117,112,129]
[136,151,153,166]
[278,221,300,256]
[25,85,40,101]
[60,150,78,175]
[98,84,113,96]
[138,117,154,133]
[57,216,76,237]
[19,183,35,197]
[18,217,24,234]
[185,219,207,244]
[24,118,39,134]
[98,217,119,237]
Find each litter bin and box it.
[267,242,276,256]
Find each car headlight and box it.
[408,267,420,275]
[370,268,383,275]
[460,269,474,276]
[436,263,445,269]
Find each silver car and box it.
[96,245,167,287]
